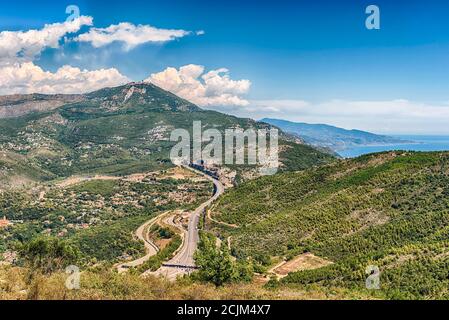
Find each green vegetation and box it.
[70,180,119,197]
[193,232,253,286]
[0,82,334,293]
[0,169,212,263]
[0,83,333,187]
[11,82,447,300]
[137,234,182,272]
[213,151,449,299]
[18,237,79,274]
[278,140,335,172]
[71,216,149,262]
[0,264,375,300]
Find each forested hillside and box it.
[212,151,449,299]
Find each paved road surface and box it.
[146,166,224,280]
[116,214,162,273]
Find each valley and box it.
[0,82,447,301]
[2,1,449,305]
[0,165,213,264]
[0,83,333,189]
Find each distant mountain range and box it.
[262,118,410,152]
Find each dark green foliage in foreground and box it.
[214,151,449,299]
[18,237,79,274]
[194,232,253,286]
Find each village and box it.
[0,166,214,264]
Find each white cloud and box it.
[0,62,129,95]
[0,17,208,96]
[0,17,130,95]
[236,99,449,135]
[76,22,190,50]
[0,16,93,65]
[146,64,251,107]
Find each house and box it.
[0,216,11,228]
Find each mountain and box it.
[261,118,409,152]
[0,82,335,274]
[211,151,449,299]
[0,94,83,119]
[0,83,334,188]
[1,83,446,300]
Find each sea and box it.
[338,135,449,158]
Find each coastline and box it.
[337,135,449,158]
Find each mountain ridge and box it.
[261,118,410,152]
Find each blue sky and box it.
[1,0,449,134]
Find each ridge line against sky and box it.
[1,0,449,134]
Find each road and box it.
[146,165,225,280]
[116,214,162,273]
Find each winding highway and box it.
[116,165,225,280]
[116,214,162,273]
[146,165,225,280]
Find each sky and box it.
[1,0,449,134]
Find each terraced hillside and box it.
[212,151,449,299]
[0,82,334,188]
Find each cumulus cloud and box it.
[238,99,449,135]
[0,62,129,95]
[0,16,93,65]
[0,16,207,95]
[0,17,131,95]
[146,64,251,107]
[76,22,190,50]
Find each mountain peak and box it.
[85,82,201,113]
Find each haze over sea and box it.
[338,135,449,158]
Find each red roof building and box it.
[0,216,10,228]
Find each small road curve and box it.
[207,207,239,228]
[116,214,163,273]
[146,165,225,280]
